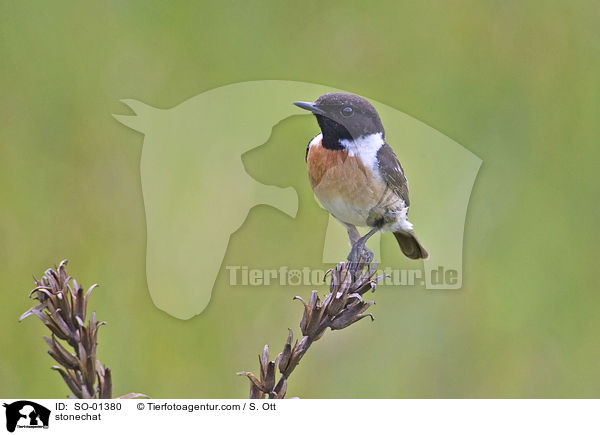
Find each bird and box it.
[294,92,429,263]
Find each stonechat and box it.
[294,93,429,263]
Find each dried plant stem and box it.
[238,253,381,399]
[20,260,146,399]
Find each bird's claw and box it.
[347,241,374,278]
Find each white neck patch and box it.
[308,133,323,149]
[339,133,384,170]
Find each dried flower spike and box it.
[238,249,381,398]
[20,260,147,399]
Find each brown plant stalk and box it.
[238,254,381,399]
[20,260,146,399]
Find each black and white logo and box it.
[3,401,50,433]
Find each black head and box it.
[294,93,384,150]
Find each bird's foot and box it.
[361,245,374,264]
[347,241,374,278]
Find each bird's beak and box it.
[293,101,326,115]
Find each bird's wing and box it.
[305,133,320,162]
[305,139,310,162]
[377,143,410,207]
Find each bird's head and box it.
[294,93,384,150]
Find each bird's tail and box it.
[393,231,429,260]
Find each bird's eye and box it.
[341,106,354,117]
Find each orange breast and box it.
[306,139,388,226]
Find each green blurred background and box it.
[1,1,599,398]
